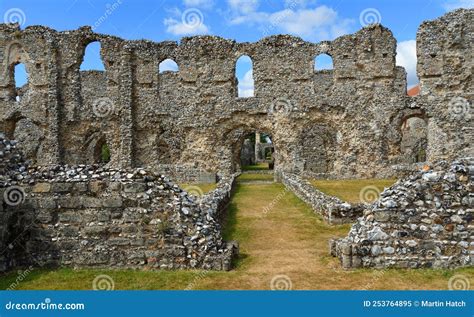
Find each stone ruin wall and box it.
[0,134,237,273]
[0,9,472,273]
[331,158,473,269]
[0,9,471,181]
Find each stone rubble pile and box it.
[331,158,473,269]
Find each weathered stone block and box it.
[82,197,102,208]
[89,181,106,194]
[51,183,73,193]
[83,226,108,235]
[109,237,130,246]
[73,183,88,192]
[102,196,123,208]
[57,197,82,208]
[123,182,146,193]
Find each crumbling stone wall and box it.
[0,9,471,180]
[281,172,364,224]
[0,134,237,272]
[1,169,237,272]
[330,158,473,269]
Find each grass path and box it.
[0,177,472,290]
[310,179,397,203]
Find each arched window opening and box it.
[101,143,111,163]
[236,55,254,98]
[239,132,274,170]
[13,63,28,101]
[80,41,105,71]
[400,116,427,163]
[314,53,333,71]
[94,138,111,164]
[159,59,179,73]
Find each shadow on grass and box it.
[0,268,50,290]
[241,163,269,171]
[222,183,241,242]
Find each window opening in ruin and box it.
[101,143,111,163]
[314,53,333,71]
[240,132,274,170]
[236,55,254,98]
[80,41,105,71]
[159,59,179,73]
[400,116,427,163]
[13,63,28,101]
[94,138,111,164]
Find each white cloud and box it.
[284,0,317,8]
[228,5,354,41]
[227,0,260,15]
[164,8,210,36]
[238,69,254,97]
[442,0,474,11]
[396,40,419,88]
[184,0,214,9]
[159,59,179,73]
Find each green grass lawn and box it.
[178,183,217,195]
[1,177,471,290]
[237,173,274,182]
[310,179,396,203]
[242,163,270,171]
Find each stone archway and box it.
[390,109,428,164]
[218,119,276,174]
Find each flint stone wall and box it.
[0,163,238,272]
[281,172,364,224]
[330,159,473,269]
[0,10,471,180]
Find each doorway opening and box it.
[239,132,274,171]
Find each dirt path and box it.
[4,177,470,290]
[195,179,465,290]
[197,180,352,289]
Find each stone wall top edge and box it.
[0,22,398,50]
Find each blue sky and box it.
[3,0,473,91]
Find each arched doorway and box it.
[400,115,427,163]
[237,131,274,172]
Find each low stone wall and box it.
[0,165,238,273]
[200,174,236,226]
[153,164,217,183]
[281,172,364,224]
[330,159,473,269]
